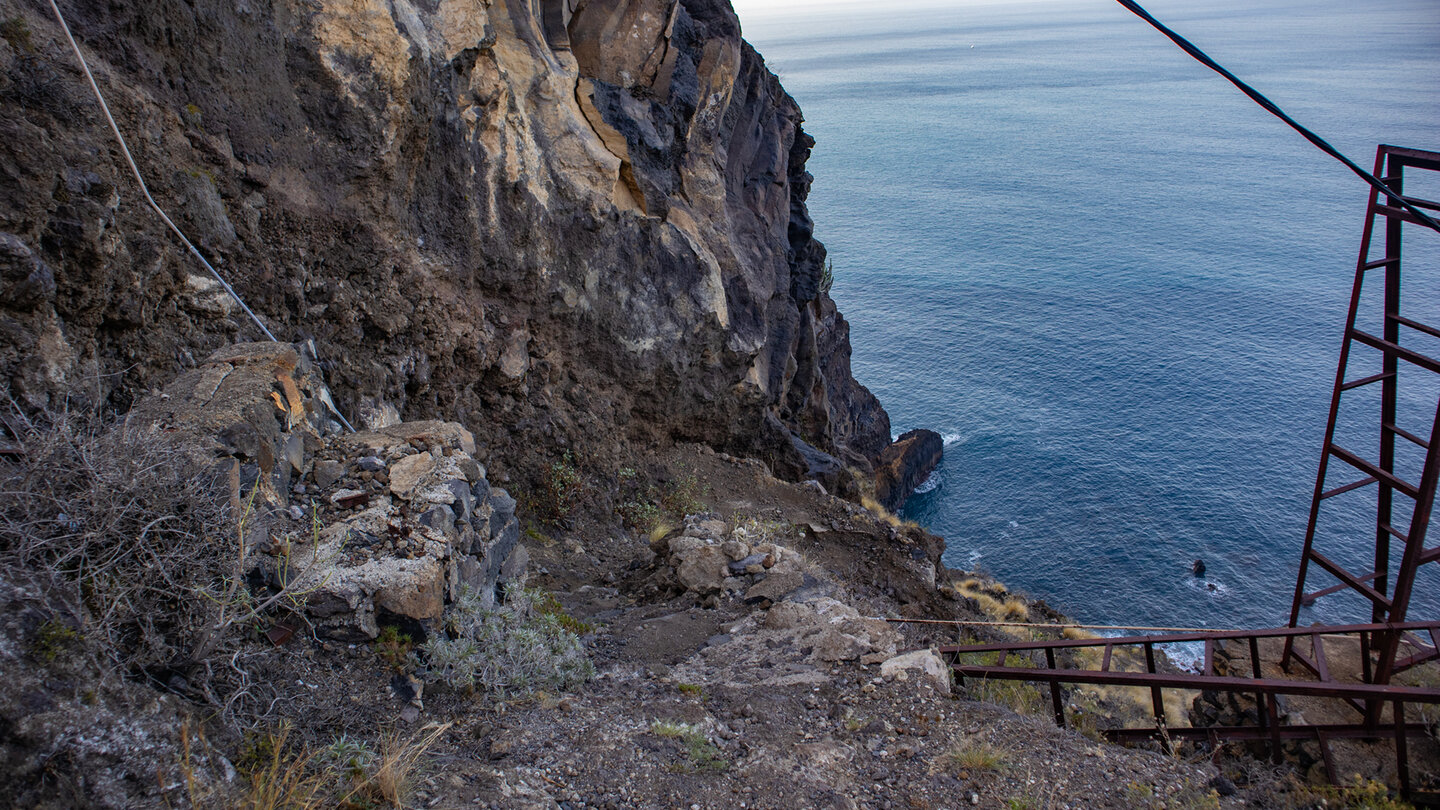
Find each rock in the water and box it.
[873,429,944,513]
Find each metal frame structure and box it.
[941,146,1440,802]
[1285,146,1440,689]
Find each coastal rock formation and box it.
[873,428,943,512]
[0,0,890,487]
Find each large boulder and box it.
[131,343,526,641]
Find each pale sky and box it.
[729,0,1071,17]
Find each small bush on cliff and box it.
[0,406,325,724]
[0,409,234,678]
[419,584,593,698]
[535,451,582,523]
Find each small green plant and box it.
[1,16,33,53]
[819,257,834,295]
[536,451,581,522]
[616,498,661,530]
[660,473,705,516]
[1005,799,1036,810]
[316,734,375,783]
[1123,782,1156,805]
[677,682,703,697]
[532,589,595,635]
[945,741,1006,773]
[419,585,593,698]
[651,720,727,773]
[30,618,81,664]
[374,626,414,672]
[1290,776,1414,810]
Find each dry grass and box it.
[953,578,1030,623]
[944,740,1007,772]
[233,722,450,809]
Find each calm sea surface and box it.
[740,0,1440,636]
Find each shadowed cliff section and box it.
[0,0,889,490]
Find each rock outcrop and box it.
[130,342,525,640]
[874,428,943,512]
[0,0,890,487]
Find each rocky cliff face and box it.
[0,0,890,489]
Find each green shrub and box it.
[651,720,728,773]
[419,585,593,698]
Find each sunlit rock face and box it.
[0,0,889,481]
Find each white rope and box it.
[46,0,357,433]
[47,0,276,342]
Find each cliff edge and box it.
[0,0,889,493]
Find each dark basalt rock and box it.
[874,429,944,513]
[0,0,892,489]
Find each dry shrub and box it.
[0,405,300,723]
[0,408,231,671]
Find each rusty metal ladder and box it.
[1283,146,1440,692]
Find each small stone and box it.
[288,505,306,521]
[314,460,345,489]
[357,455,386,472]
[330,488,368,508]
[390,452,437,496]
[399,705,419,723]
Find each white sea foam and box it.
[941,432,963,447]
[913,468,941,494]
[1184,578,1230,598]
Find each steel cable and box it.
[1115,0,1440,234]
[46,0,356,432]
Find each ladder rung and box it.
[1383,421,1430,449]
[1308,550,1394,608]
[1390,313,1440,341]
[1349,329,1440,375]
[1400,193,1440,213]
[1303,573,1377,605]
[1379,521,1409,543]
[1341,372,1394,391]
[1374,203,1438,227]
[1320,476,1376,500]
[1362,257,1399,271]
[1329,444,1421,498]
[1421,547,1440,565]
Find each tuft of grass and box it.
[374,626,414,672]
[860,495,903,528]
[1289,776,1414,810]
[1,16,33,53]
[676,682,703,697]
[945,741,1007,773]
[236,721,448,809]
[648,522,674,547]
[419,584,593,698]
[651,720,727,773]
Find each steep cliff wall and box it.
[0,0,889,488]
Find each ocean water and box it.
[739,0,1440,633]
